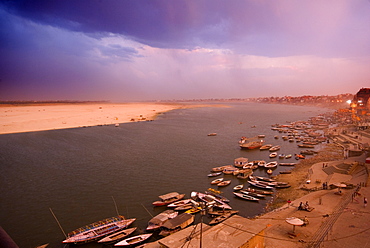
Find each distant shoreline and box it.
[0,102,226,135]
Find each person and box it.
[364,197,368,208]
[303,216,309,226]
[287,199,291,207]
[298,202,303,210]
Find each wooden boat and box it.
[152,192,185,207]
[233,184,244,191]
[211,165,228,172]
[285,154,292,159]
[159,213,194,236]
[236,169,253,179]
[240,190,265,198]
[233,168,240,176]
[264,161,278,168]
[146,210,178,231]
[208,210,239,216]
[207,172,222,177]
[209,212,234,225]
[257,134,265,138]
[260,144,272,150]
[266,169,273,175]
[98,227,137,243]
[279,162,297,166]
[207,188,222,195]
[205,190,230,203]
[234,157,249,168]
[255,176,276,182]
[167,199,193,208]
[211,178,224,185]
[298,144,314,148]
[62,216,136,244]
[114,233,152,246]
[233,192,259,201]
[174,204,194,211]
[275,184,291,188]
[185,207,202,214]
[248,180,273,190]
[245,187,274,195]
[258,160,266,167]
[243,162,254,169]
[194,192,232,210]
[279,171,292,174]
[207,133,217,136]
[278,154,285,159]
[240,140,264,149]
[295,154,305,159]
[269,145,280,152]
[223,166,238,175]
[269,152,277,158]
[217,180,231,187]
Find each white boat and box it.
[211,178,224,185]
[193,192,232,210]
[248,180,273,189]
[114,233,152,246]
[265,161,278,168]
[233,192,259,201]
[167,199,193,208]
[279,162,297,166]
[233,184,244,191]
[146,210,178,231]
[285,154,292,159]
[207,172,222,177]
[269,152,277,158]
[258,160,266,167]
[278,154,285,159]
[98,227,137,243]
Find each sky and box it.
[1,0,370,102]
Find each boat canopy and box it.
[162,213,194,230]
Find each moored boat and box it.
[269,152,277,158]
[217,180,231,187]
[260,144,272,150]
[279,162,297,166]
[244,187,274,195]
[240,140,264,149]
[98,227,137,244]
[233,184,244,191]
[193,192,232,210]
[152,192,185,207]
[248,180,273,189]
[210,178,224,185]
[240,190,265,198]
[63,216,136,244]
[269,145,280,152]
[233,192,259,201]
[207,172,222,177]
[167,199,193,208]
[264,161,278,168]
[114,233,152,246]
[146,210,178,231]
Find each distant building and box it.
[351,88,370,116]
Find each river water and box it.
[0,102,329,247]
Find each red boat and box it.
[152,192,185,207]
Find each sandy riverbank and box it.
[0,102,215,135]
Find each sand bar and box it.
[0,102,196,135]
